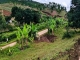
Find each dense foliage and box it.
[16,24,31,49]
[0,32,16,42]
[46,2,66,13]
[67,0,80,28]
[0,0,46,10]
[0,15,6,30]
[0,0,66,12]
[11,6,41,24]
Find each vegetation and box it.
[67,0,80,28]
[1,0,80,60]
[46,2,66,13]
[16,24,31,49]
[0,26,80,60]
[11,6,41,24]
[0,15,7,32]
[0,0,66,12]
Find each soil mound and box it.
[68,38,80,60]
[34,35,56,43]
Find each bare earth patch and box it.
[34,35,57,43]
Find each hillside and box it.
[1,0,80,60]
[0,0,46,11]
[0,0,67,18]
[0,3,32,11]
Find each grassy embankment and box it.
[0,26,80,60]
[0,31,17,47]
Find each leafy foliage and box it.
[67,0,80,28]
[16,24,31,49]
[0,15,7,31]
[0,0,46,10]
[0,32,16,42]
[0,0,66,13]
[29,23,37,38]
[11,6,41,24]
[45,2,66,13]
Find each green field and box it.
[0,27,80,60]
[0,3,31,11]
[0,0,79,60]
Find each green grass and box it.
[0,3,36,11]
[0,27,80,60]
[58,55,69,60]
[0,35,79,60]
[0,30,16,36]
[0,38,16,47]
[0,31,17,47]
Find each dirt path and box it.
[37,29,48,37]
[0,42,17,50]
[79,57,80,60]
[0,29,48,50]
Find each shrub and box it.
[0,15,7,32]
[62,29,76,39]
[8,33,16,41]
[62,31,72,39]
[11,6,41,24]
[16,24,32,49]
[0,45,20,56]
[0,32,16,42]
[0,47,13,56]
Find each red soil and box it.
[3,10,11,16]
[34,34,57,43]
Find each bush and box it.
[11,6,41,24]
[0,34,7,42]
[0,47,13,56]
[5,16,11,22]
[0,15,7,32]
[0,32,16,42]
[62,30,76,39]
[62,31,72,39]
[0,45,20,56]
[8,33,16,41]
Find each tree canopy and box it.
[0,15,6,30]
[11,6,41,24]
[67,0,80,28]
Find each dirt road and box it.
[0,42,17,50]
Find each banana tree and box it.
[48,19,56,35]
[16,24,31,49]
[55,18,64,27]
[29,23,37,40]
[16,27,22,49]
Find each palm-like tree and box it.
[16,24,31,49]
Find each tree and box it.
[16,24,31,49]
[0,15,6,32]
[11,6,41,24]
[48,19,56,35]
[67,0,80,28]
[11,6,24,24]
[11,6,19,17]
[47,2,66,13]
[29,23,37,38]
